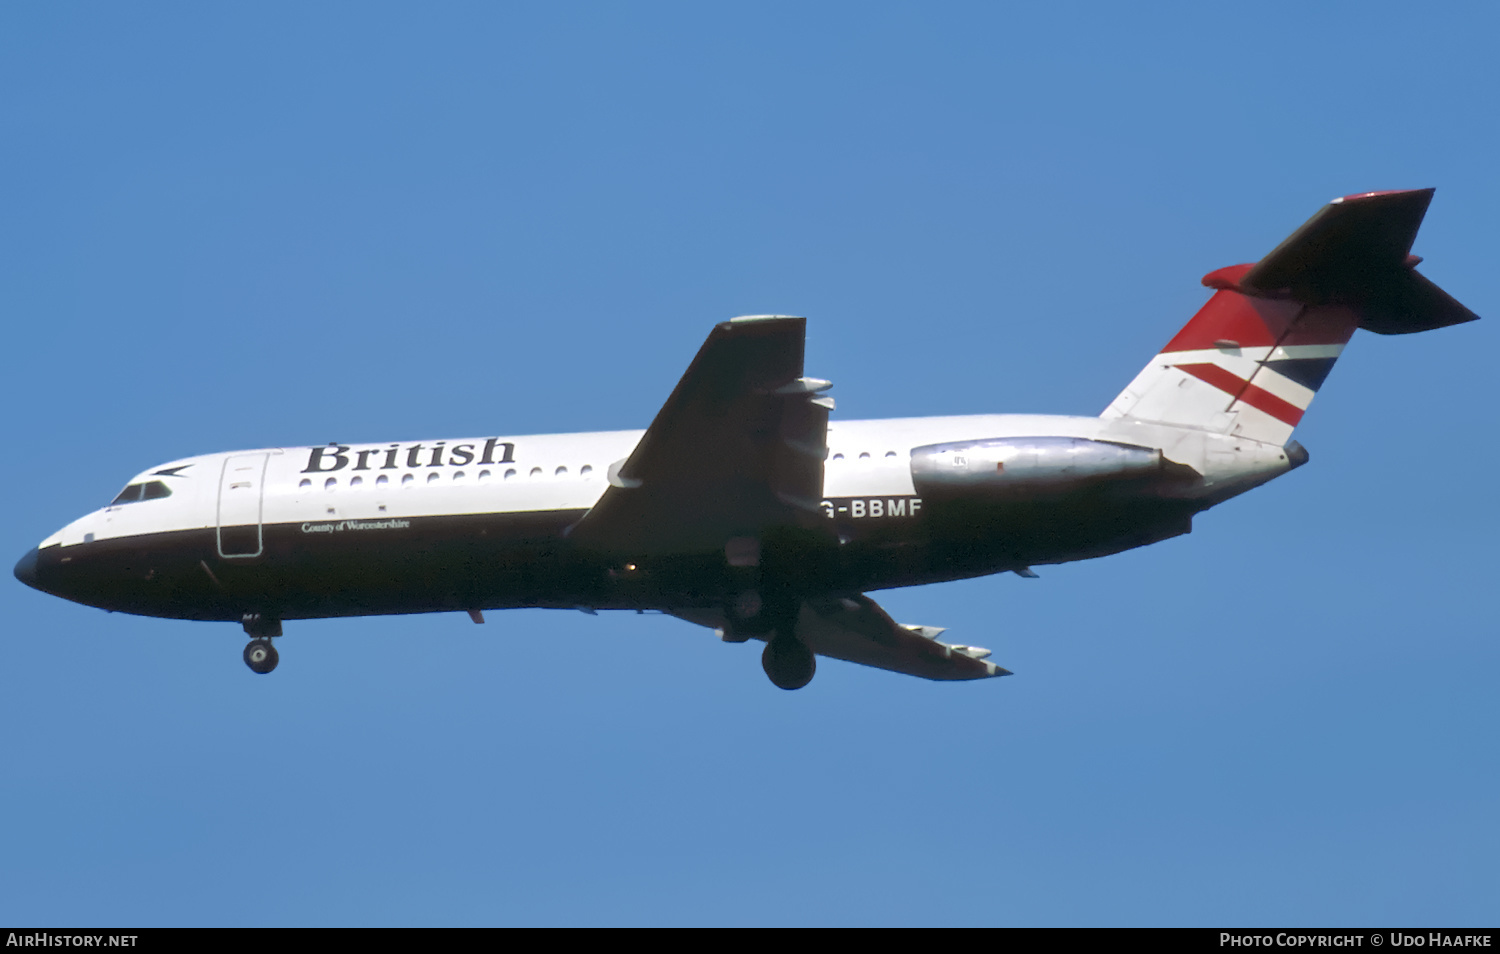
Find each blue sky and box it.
[3,2,1496,926]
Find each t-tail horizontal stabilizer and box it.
[1235,189,1478,334]
[1103,189,1479,446]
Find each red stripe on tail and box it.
[1176,363,1306,427]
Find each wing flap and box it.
[671,596,1009,683]
[798,596,1008,681]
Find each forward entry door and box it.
[217,454,269,558]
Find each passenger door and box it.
[217,454,268,558]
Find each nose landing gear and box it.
[243,639,279,674]
[241,613,282,675]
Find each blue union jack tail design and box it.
[1103,189,1477,446]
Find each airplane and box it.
[13,188,1479,689]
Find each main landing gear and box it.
[761,634,815,691]
[722,538,819,690]
[241,613,282,675]
[727,585,816,690]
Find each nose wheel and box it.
[243,639,279,674]
[240,613,283,675]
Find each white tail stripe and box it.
[1266,343,1346,361]
[1168,352,1318,409]
[1162,344,1347,364]
[1112,350,1319,425]
[1241,365,1316,408]
[1145,350,1313,407]
[1166,350,1269,382]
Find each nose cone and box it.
[14,547,40,591]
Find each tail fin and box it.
[1103,189,1478,445]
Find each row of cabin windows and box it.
[299,464,596,492]
[295,454,901,492]
[115,454,900,505]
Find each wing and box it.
[568,315,834,555]
[671,596,1010,682]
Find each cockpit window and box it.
[110,481,172,506]
[110,485,142,505]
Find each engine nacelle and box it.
[910,436,1186,498]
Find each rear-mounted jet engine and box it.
[910,437,1197,500]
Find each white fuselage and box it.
[38,414,1294,555]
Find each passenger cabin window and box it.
[110,481,172,506]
